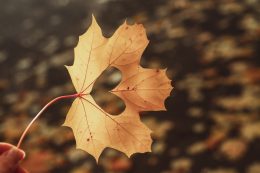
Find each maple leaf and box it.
[63,16,173,161]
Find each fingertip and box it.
[6,147,26,163]
[15,147,26,161]
[20,150,26,160]
[0,143,26,159]
[16,148,26,160]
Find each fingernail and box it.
[19,149,26,159]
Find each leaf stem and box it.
[17,93,81,148]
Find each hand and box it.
[0,143,27,173]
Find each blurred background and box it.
[0,0,260,173]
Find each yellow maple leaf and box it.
[63,16,173,161]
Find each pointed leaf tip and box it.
[91,14,96,22]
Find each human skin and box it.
[0,143,27,173]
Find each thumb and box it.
[0,147,25,173]
[5,147,25,163]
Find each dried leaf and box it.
[63,16,173,161]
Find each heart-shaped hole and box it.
[91,67,125,116]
